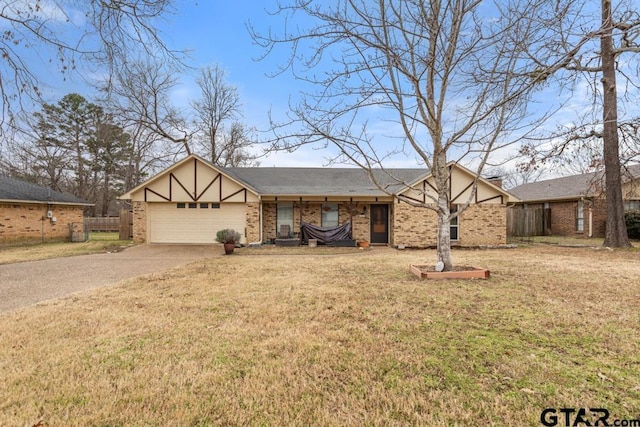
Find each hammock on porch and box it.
[300,221,352,245]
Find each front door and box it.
[370,204,389,244]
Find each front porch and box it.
[260,198,393,246]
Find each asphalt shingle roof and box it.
[510,164,640,202]
[222,167,429,196]
[0,176,92,205]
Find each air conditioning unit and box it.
[46,210,53,218]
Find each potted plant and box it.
[215,229,241,255]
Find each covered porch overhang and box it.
[260,195,395,203]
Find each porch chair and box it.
[275,224,300,246]
[278,224,292,239]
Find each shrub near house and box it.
[625,211,640,239]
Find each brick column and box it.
[133,201,147,244]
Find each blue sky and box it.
[156,1,322,166]
[11,1,632,174]
[159,2,283,115]
[140,1,446,168]
[24,1,324,166]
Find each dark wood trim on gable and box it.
[138,158,254,203]
[398,194,426,205]
[451,180,475,203]
[194,158,198,196]
[221,188,246,202]
[144,188,171,202]
[422,181,426,203]
[477,194,504,204]
[170,173,195,201]
[196,173,221,201]
[448,165,453,202]
[425,179,438,194]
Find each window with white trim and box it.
[450,205,459,241]
[624,200,640,211]
[576,200,584,232]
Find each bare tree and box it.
[107,60,193,155]
[485,166,549,190]
[0,0,180,134]
[219,122,260,167]
[250,0,564,270]
[2,125,70,191]
[119,122,183,191]
[191,65,241,164]
[519,0,640,248]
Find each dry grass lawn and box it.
[0,245,639,426]
[0,241,133,265]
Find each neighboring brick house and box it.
[509,165,640,238]
[0,176,93,244]
[120,154,512,247]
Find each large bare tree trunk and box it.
[601,0,631,248]
[433,151,453,270]
[436,197,453,270]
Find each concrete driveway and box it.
[0,244,221,314]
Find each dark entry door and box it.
[370,204,389,244]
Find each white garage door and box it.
[148,202,247,244]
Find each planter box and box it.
[332,239,357,247]
[410,264,490,280]
[275,238,301,247]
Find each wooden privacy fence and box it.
[81,210,133,241]
[84,216,119,232]
[119,210,133,240]
[507,207,550,237]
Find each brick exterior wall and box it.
[392,201,507,248]
[132,201,147,244]
[0,203,83,244]
[547,198,607,237]
[301,203,322,228]
[245,202,261,243]
[590,198,607,237]
[393,201,439,247]
[549,201,579,236]
[351,211,370,243]
[132,199,507,246]
[458,204,507,246]
[262,203,277,242]
[262,202,371,243]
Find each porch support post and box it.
[349,198,353,238]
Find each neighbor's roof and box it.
[510,164,640,202]
[0,176,93,206]
[222,167,428,196]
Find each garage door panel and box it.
[148,203,246,244]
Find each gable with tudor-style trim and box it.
[397,163,512,205]
[121,155,259,203]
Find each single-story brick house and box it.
[0,176,93,244]
[119,154,512,247]
[509,164,640,237]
